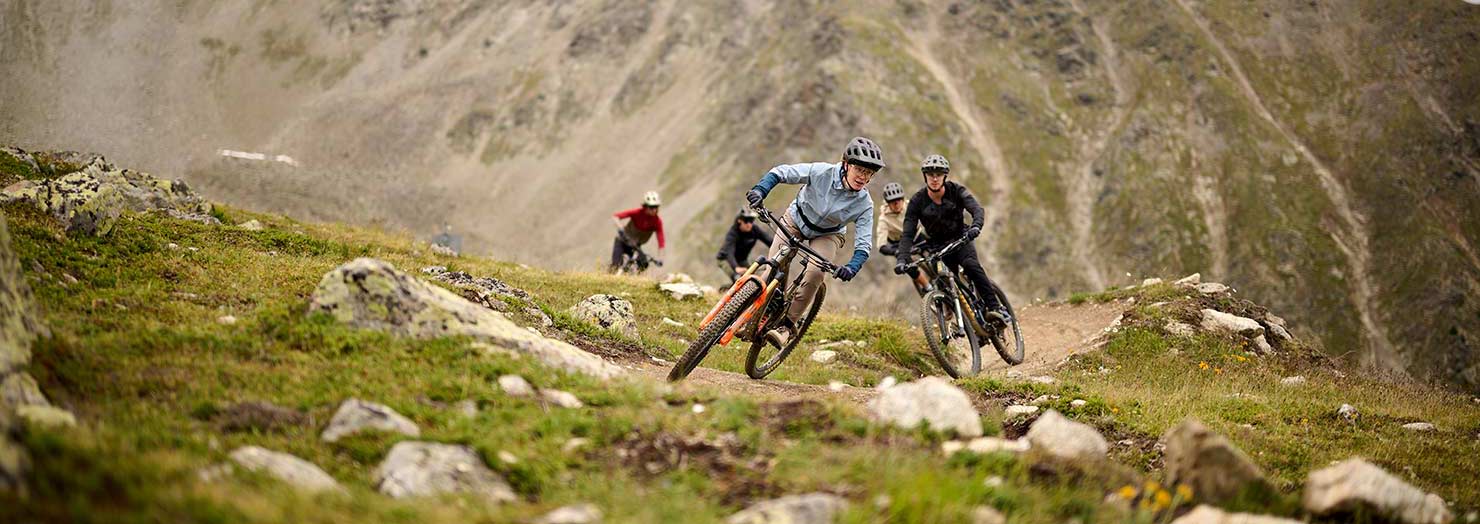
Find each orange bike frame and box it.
[699,262,761,330]
[719,278,779,346]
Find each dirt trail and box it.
[632,301,1127,404]
[902,17,1012,277]
[1169,0,1399,372]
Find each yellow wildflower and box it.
[1234,354,1247,362]
[1153,489,1172,510]
[1215,367,1223,374]
[1117,485,1137,500]
[1198,361,1210,370]
[1176,484,1194,500]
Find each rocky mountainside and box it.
[2,1,1478,389]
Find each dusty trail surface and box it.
[632,302,1127,404]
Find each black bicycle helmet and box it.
[843,136,885,170]
[882,182,905,201]
[737,206,759,220]
[921,154,950,173]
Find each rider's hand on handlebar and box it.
[745,189,765,208]
[965,226,981,240]
[894,262,911,275]
[835,265,857,281]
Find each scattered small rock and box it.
[321,399,420,443]
[1337,404,1359,423]
[971,505,1008,524]
[1165,321,1196,337]
[456,400,478,419]
[827,381,847,392]
[17,405,76,429]
[525,307,554,327]
[1024,410,1108,462]
[1200,309,1264,336]
[569,294,639,338]
[867,377,983,437]
[691,403,707,414]
[1005,405,1040,418]
[216,315,237,325]
[875,376,898,390]
[809,350,837,364]
[238,219,264,231]
[562,438,591,453]
[1253,335,1274,353]
[1303,458,1451,524]
[1028,376,1056,385]
[661,317,685,328]
[375,441,516,504]
[1141,278,1164,286]
[943,437,1030,457]
[537,503,603,524]
[1196,283,1231,295]
[1070,399,1087,408]
[1170,505,1301,524]
[499,375,535,397]
[1279,376,1306,386]
[1163,419,1271,504]
[658,282,703,301]
[1174,273,1202,286]
[541,389,584,409]
[726,493,848,524]
[229,446,341,493]
[497,450,519,464]
[1401,422,1435,432]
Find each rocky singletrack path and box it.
[631,301,1127,404]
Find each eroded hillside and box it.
[2,0,1477,389]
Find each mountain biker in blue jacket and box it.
[745,136,883,348]
[895,154,1010,322]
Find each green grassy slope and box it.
[2,198,1476,522]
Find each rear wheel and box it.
[668,280,761,381]
[986,289,1025,365]
[921,289,981,378]
[745,282,826,379]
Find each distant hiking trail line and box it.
[1169,0,1398,372]
[902,16,1012,280]
[632,302,1126,404]
[1065,0,1130,291]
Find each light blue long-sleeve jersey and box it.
[754,162,875,259]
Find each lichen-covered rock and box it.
[1024,410,1108,462]
[1,212,43,379]
[420,265,533,312]
[309,259,621,379]
[375,441,516,504]
[1303,458,1451,524]
[1,155,216,235]
[320,398,420,443]
[1163,419,1271,504]
[0,372,48,408]
[867,377,983,437]
[726,493,848,524]
[569,294,638,338]
[17,405,75,429]
[229,446,342,493]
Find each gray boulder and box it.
[375,441,516,504]
[1162,419,1271,504]
[229,446,342,493]
[540,389,584,409]
[1170,505,1301,524]
[867,377,982,437]
[1303,458,1451,524]
[726,493,848,524]
[1024,410,1108,462]
[420,266,532,312]
[1199,309,1264,337]
[309,259,621,379]
[1196,283,1231,295]
[658,282,703,301]
[1165,321,1196,337]
[569,294,639,339]
[321,399,420,443]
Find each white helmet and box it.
[642,191,661,207]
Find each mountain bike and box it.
[614,231,663,275]
[897,236,1024,378]
[667,206,837,381]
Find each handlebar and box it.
[751,205,840,275]
[893,235,971,274]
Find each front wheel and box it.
[921,290,981,379]
[668,280,762,381]
[745,282,826,379]
[987,289,1025,365]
